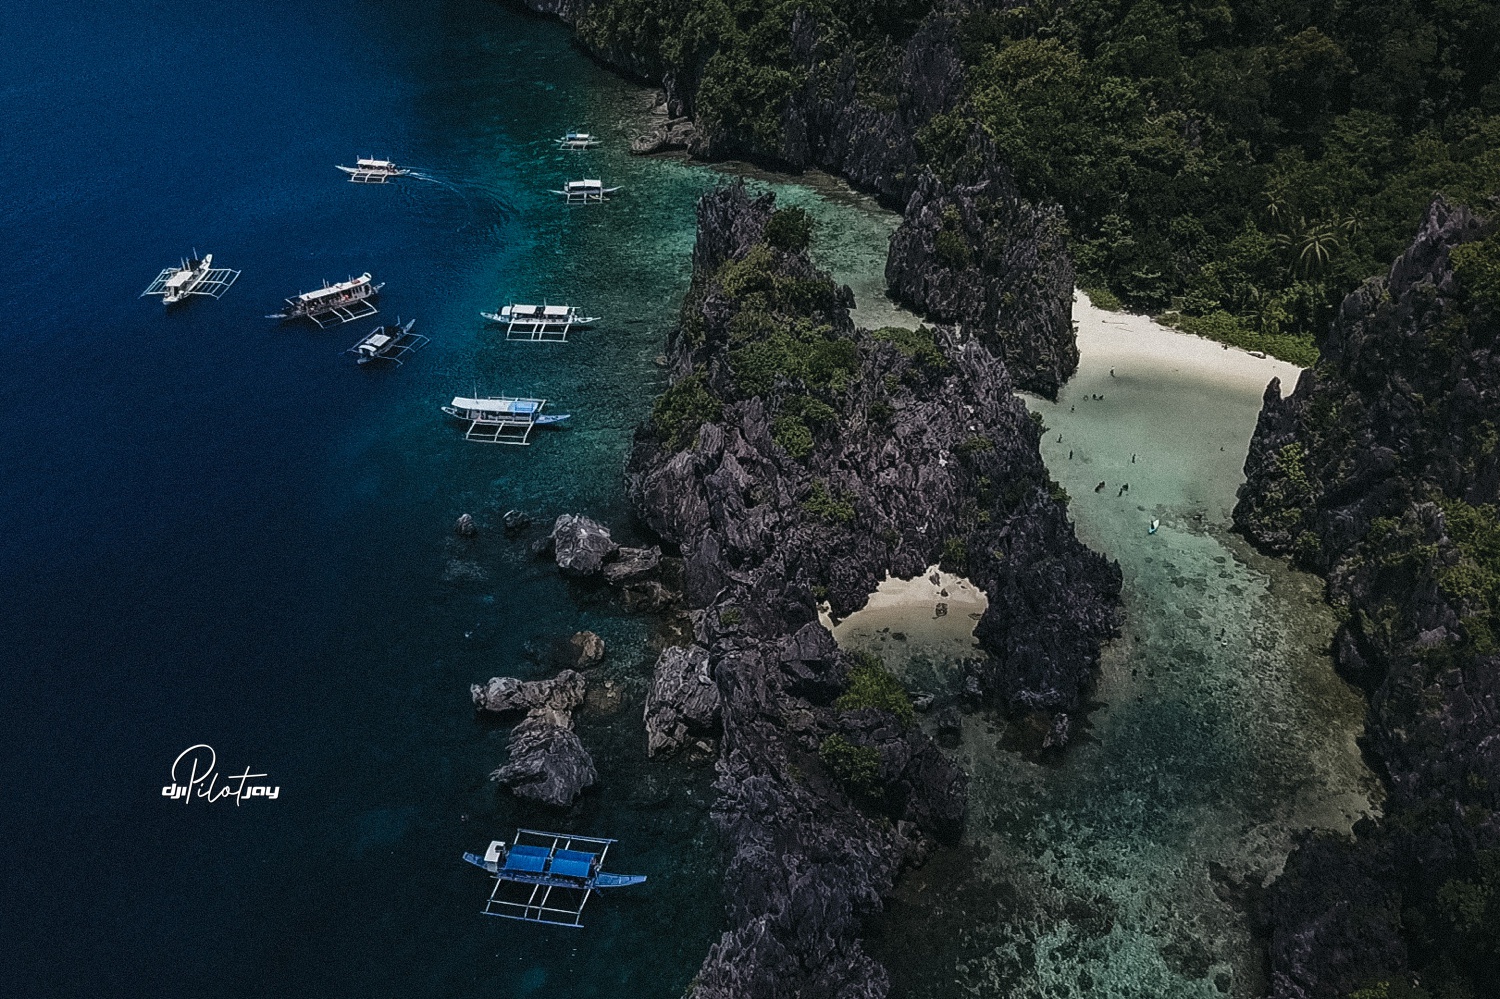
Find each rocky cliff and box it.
[1235,197,1500,998]
[626,183,1119,998]
[511,0,1080,395]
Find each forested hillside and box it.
[572,0,1500,363]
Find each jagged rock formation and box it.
[472,669,596,806]
[1235,197,1500,997]
[624,184,1119,998]
[886,159,1078,397]
[644,645,721,757]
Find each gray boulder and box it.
[470,669,586,729]
[643,645,721,757]
[602,545,661,585]
[548,514,618,576]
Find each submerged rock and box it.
[643,645,721,757]
[559,630,606,670]
[502,509,532,535]
[454,513,478,537]
[490,717,597,807]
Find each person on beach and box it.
[1069,450,1074,460]
[1132,454,1137,463]
[1095,481,1106,492]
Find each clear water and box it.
[0,2,901,995]
[861,301,1380,997]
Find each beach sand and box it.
[823,566,988,666]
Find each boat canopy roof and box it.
[565,179,604,189]
[543,305,570,316]
[298,273,372,301]
[450,396,542,415]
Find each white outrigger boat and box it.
[556,131,600,150]
[551,179,620,204]
[443,394,570,445]
[141,253,240,305]
[336,158,413,183]
[480,304,600,342]
[346,318,428,365]
[268,273,383,327]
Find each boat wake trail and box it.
[408,172,517,229]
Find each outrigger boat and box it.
[268,273,383,328]
[336,158,412,183]
[442,393,570,445]
[551,179,620,204]
[463,829,645,928]
[346,318,427,365]
[480,303,600,342]
[141,252,240,305]
[556,131,600,150]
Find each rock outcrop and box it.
[1235,197,1500,996]
[623,184,1119,998]
[644,645,721,756]
[886,159,1078,397]
[538,513,618,576]
[472,669,595,806]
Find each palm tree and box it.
[1296,220,1343,277]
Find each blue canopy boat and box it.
[462,828,645,927]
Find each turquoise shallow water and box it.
[0,2,902,995]
[859,302,1379,997]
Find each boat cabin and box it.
[557,131,600,150]
[270,273,382,327]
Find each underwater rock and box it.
[502,509,532,534]
[490,717,597,808]
[562,630,606,670]
[644,645,721,757]
[622,579,678,613]
[631,116,697,155]
[933,706,962,747]
[547,513,618,577]
[454,513,477,537]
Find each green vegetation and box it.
[818,733,882,791]
[772,413,814,458]
[955,434,995,456]
[764,206,814,252]
[802,480,856,524]
[1452,235,1500,318]
[940,536,968,573]
[835,650,915,726]
[651,371,723,450]
[944,1,1500,363]
[870,324,948,370]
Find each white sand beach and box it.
[823,566,988,664]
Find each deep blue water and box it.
[0,2,902,995]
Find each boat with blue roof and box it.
[463,828,645,927]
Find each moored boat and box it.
[462,829,645,927]
[443,394,570,445]
[346,317,426,365]
[480,303,600,342]
[550,179,620,204]
[268,273,383,327]
[141,252,240,304]
[556,131,600,150]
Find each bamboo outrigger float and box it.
[442,393,570,445]
[346,318,427,365]
[463,829,645,928]
[556,131,600,150]
[336,158,412,183]
[480,304,600,342]
[268,273,383,327]
[141,253,240,305]
[550,179,620,204]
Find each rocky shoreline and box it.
[1235,198,1500,997]
[510,0,1080,397]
